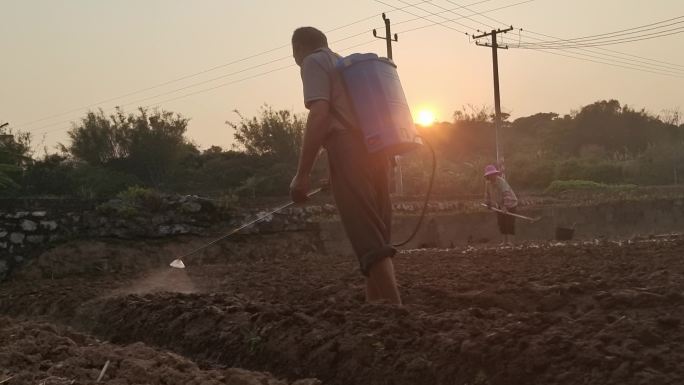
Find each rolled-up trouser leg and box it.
[325,131,395,276]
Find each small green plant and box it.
[76,185,97,200]
[117,185,154,202]
[544,179,637,195]
[96,186,162,217]
[116,186,163,211]
[95,200,140,218]
[241,327,263,354]
[216,192,240,210]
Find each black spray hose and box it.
[393,137,436,247]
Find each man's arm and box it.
[290,100,330,202]
[297,100,330,177]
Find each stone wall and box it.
[0,195,225,281]
[0,196,467,281]
[3,195,684,281]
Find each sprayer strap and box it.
[310,49,359,134]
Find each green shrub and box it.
[555,159,624,184]
[506,158,556,189]
[72,165,140,198]
[21,155,76,197]
[117,185,155,202]
[116,186,164,211]
[545,179,637,194]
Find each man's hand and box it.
[290,100,329,203]
[290,173,311,203]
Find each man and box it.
[289,27,401,304]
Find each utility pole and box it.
[473,26,514,172]
[373,13,404,195]
[373,13,398,60]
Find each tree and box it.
[0,164,20,189]
[65,109,126,165]
[0,123,32,192]
[64,107,195,187]
[562,100,674,155]
[21,154,75,195]
[228,105,304,163]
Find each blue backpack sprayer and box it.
[333,53,422,155]
[332,53,436,247]
[170,52,435,268]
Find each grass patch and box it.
[545,180,637,195]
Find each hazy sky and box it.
[2,0,683,152]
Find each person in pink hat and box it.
[484,165,519,244]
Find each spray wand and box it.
[170,187,323,269]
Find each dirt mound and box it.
[0,317,318,385]
[1,238,683,384]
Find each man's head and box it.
[292,27,328,66]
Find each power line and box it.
[141,0,538,112]
[393,0,483,32]
[387,0,684,80]
[21,0,506,133]
[514,31,684,77]
[374,0,469,34]
[384,0,535,34]
[37,38,381,138]
[394,0,534,34]
[26,25,387,134]
[440,0,684,71]
[522,28,684,70]
[16,1,439,129]
[389,0,508,29]
[36,63,295,137]
[17,45,293,129]
[514,35,684,77]
[425,0,498,30]
[524,47,684,79]
[434,0,684,76]
[30,0,533,135]
[33,0,539,138]
[516,27,684,49]
[439,0,510,29]
[27,55,294,133]
[516,16,684,46]
[519,32,684,75]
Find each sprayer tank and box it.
[336,53,422,155]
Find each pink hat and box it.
[483,164,501,177]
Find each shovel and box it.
[170,188,323,269]
[480,203,541,223]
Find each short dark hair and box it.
[292,27,328,49]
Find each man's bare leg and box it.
[367,257,402,305]
[365,278,381,302]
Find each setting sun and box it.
[416,109,436,126]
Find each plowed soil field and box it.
[1,236,683,385]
